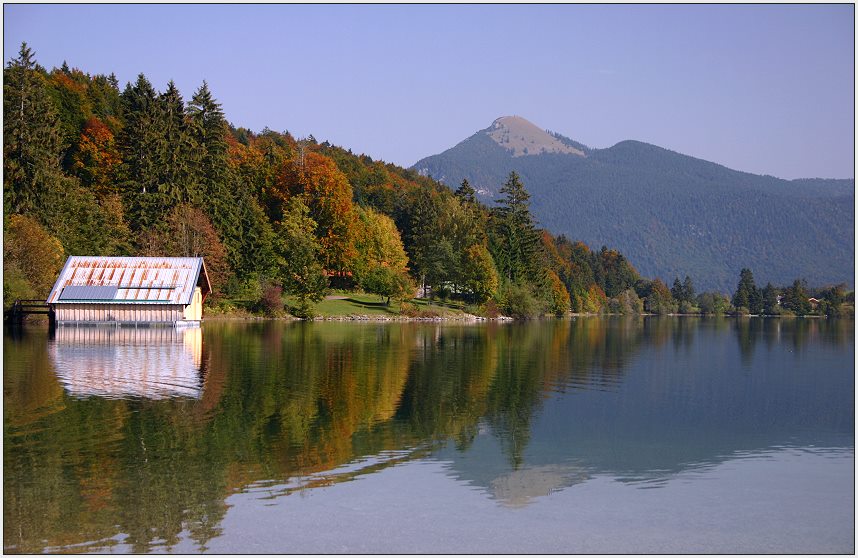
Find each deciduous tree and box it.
[274,198,328,318]
[4,214,65,302]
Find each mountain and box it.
[412,116,854,292]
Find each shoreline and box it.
[9,311,844,328]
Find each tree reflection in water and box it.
[3,317,853,552]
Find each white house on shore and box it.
[46,256,211,324]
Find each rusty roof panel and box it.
[47,257,205,306]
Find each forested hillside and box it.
[4,44,656,318]
[412,118,855,292]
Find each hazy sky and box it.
[4,4,854,179]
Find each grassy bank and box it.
[206,292,476,320]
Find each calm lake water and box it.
[4,317,854,553]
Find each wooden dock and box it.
[6,299,54,327]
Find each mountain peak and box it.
[486,116,585,157]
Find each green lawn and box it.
[315,294,402,316]
[284,293,468,318]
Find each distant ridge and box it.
[412,117,854,292]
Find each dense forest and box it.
[3,44,852,319]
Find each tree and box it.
[460,244,500,304]
[359,265,414,305]
[732,268,762,314]
[352,206,409,279]
[781,279,811,316]
[672,277,684,301]
[4,43,66,217]
[117,73,164,229]
[671,275,697,313]
[762,283,779,315]
[274,198,328,318]
[401,188,445,295]
[71,117,121,196]
[187,81,240,253]
[137,204,231,294]
[275,151,357,276]
[641,279,677,314]
[352,205,412,303]
[595,247,640,298]
[158,80,197,206]
[491,171,542,284]
[3,214,65,304]
[454,178,477,205]
[546,270,571,316]
[47,66,92,171]
[682,275,695,303]
[609,288,644,315]
[697,291,731,315]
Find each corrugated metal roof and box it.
[47,257,210,306]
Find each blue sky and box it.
[4,4,854,179]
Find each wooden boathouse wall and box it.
[54,303,185,324]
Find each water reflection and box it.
[49,325,204,400]
[3,317,854,553]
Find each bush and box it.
[399,302,441,318]
[260,284,283,316]
[289,299,317,320]
[3,263,36,310]
[500,283,541,320]
[481,299,501,319]
[610,289,644,315]
[678,300,699,314]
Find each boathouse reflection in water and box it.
[48,325,204,399]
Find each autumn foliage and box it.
[4,44,667,319]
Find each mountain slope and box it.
[412,117,854,292]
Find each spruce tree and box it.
[782,279,811,316]
[671,277,684,302]
[187,81,229,185]
[682,275,695,303]
[3,43,66,216]
[455,178,477,205]
[492,171,542,283]
[158,80,196,206]
[188,81,248,284]
[732,268,762,313]
[188,81,235,235]
[762,283,779,315]
[118,73,165,229]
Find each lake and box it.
[3,317,854,553]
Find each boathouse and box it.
[46,256,211,324]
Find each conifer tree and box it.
[781,279,811,316]
[3,43,66,216]
[187,81,229,186]
[491,171,542,283]
[682,275,695,303]
[672,277,684,302]
[118,73,165,229]
[762,283,779,315]
[732,268,762,314]
[455,178,477,205]
[188,81,239,257]
[158,80,197,206]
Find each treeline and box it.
[3,44,852,319]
